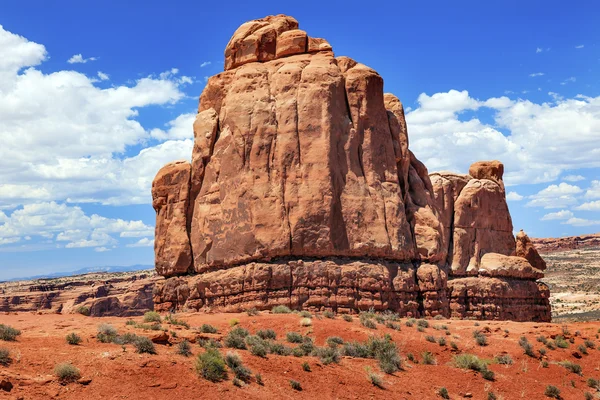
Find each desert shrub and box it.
[246,307,259,316]
[546,341,556,350]
[438,387,450,399]
[292,347,304,357]
[299,318,312,327]
[113,332,138,345]
[316,346,341,365]
[255,373,263,385]
[554,335,569,348]
[326,336,344,347]
[245,335,268,357]
[272,305,292,314]
[584,339,595,349]
[544,385,560,398]
[225,351,252,382]
[342,341,370,358]
[342,315,353,322]
[268,342,292,356]
[228,318,239,327]
[425,335,436,343]
[368,337,402,373]
[481,369,495,381]
[298,337,315,356]
[134,336,156,354]
[177,340,192,357]
[360,316,377,329]
[422,351,436,365]
[256,329,277,340]
[536,335,548,344]
[434,315,444,320]
[488,392,497,400]
[450,341,458,351]
[562,325,571,336]
[286,332,304,344]
[66,333,82,345]
[474,330,488,346]
[417,319,429,328]
[75,306,90,316]
[143,311,161,323]
[559,360,582,375]
[366,367,384,389]
[195,348,227,382]
[0,324,21,342]
[132,322,162,331]
[200,324,218,334]
[302,361,311,371]
[0,348,11,366]
[54,363,81,383]
[578,344,588,355]
[406,353,415,362]
[585,392,594,400]
[541,360,549,368]
[494,354,513,365]
[383,311,400,321]
[539,348,547,356]
[586,377,599,389]
[385,321,401,331]
[199,338,222,349]
[373,314,385,324]
[405,319,415,327]
[225,326,249,349]
[323,310,335,319]
[164,313,189,328]
[519,336,535,357]
[232,377,244,387]
[417,326,425,332]
[290,379,302,391]
[97,324,118,343]
[453,354,488,372]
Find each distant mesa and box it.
[151,15,550,321]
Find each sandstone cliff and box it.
[151,15,550,321]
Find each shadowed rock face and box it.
[151,15,550,321]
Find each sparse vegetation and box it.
[200,324,218,334]
[437,337,446,346]
[255,373,263,385]
[97,324,118,343]
[326,336,344,347]
[290,379,302,391]
[134,336,156,354]
[584,339,595,349]
[578,344,588,355]
[323,310,335,319]
[438,387,450,399]
[0,348,11,366]
[453,353,489,373]
[302,361,311,371]
[0,324,21,342]
[300,318,312,327]
[494,353,513,365]
[54,363,81,383]
[225,326,249,349]
[164,313,189,328]
[225,352,252,382]
[555,335,569,349]
[586,377,599,390]
[559,360,582,375]
[256,329,277,340]
[246,307,259,316]
[272,305,292,314]
[245,335,268,357]
[286,332,304,344]
[177,340,192,357]
[316,345,341,365]
[75,306,90,316]
[544,385,561,398]
[417,319,429,328]
[366,367,384,389]
[228,318,239,327]
[66,332,82,345]
[474,330,488,346]
[195,347,227,382]
[342,315,353,322]
[143,311,161,323]
[422,351,436,365]
[360,316,377,329]
[519,336,535,357]
[425,335,436,343]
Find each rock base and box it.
[153,259,550,321]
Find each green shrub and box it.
[559,360,582,375]
[584,339,595,349]
[406,353,415,362]
[405,318,415,327]
[272,305,292,314]
[246,307,259,316]
[385,321,400,330]
[195,348,227,382]
[245,335,268,358]
[268,342,292,356]
[437,337,446,346]
[366,367,384,389]
[252,329,275,341]
[164,313,189,328]
[302,362,311,372]
[539,347,547,356]
[177,340,192,357]
[342,341,370,358]
[125,319,136,326]
[143,311,161,323]
[481,369,495,381]
[323,310,335,319]
[229,318,239,327]
[519,336,535,356]
[438,387,450,399]
[290,379,302,391]
[326,336,344,347]
[316,346,341,365]
[0,324,21,341]
[224,327,249,349]
[425,335,436,343]
[368,337,402,373]
[360,316,377,329]
[494,354,513,365]
[453,354,488,372]
[433,315,444,320]
[422,351,436,365]
[113,332,138,345]
[578,344,588,355]
[450,341,458,351]
[544,385,560,398]
[199,338,222,349]
[200,324,218,334]
[54,363,81,383]
[585,392,594,400]
[75,306,90,316]
[342,315,353,322]
[298,337,315,356]
[299,318,312,327]
[97,324,118,343]
[488,392,497,400]
[0,348,11,366]
[225,351,252,382]
[546,341,556,350]
[536,335,548,344]
[555,335,569,348]
[473,330,488,346]
[134,336,156,354]
[255,373,264,385]
[232,377,244,387]
[586,377,599,389]
[66,332,82,345]
[541,360,549,368]
[286,332,304,343]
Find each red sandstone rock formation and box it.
[151,15,550,321]
[531,233,600,254]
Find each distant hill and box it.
[5,265,153,282]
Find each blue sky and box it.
[1,1,599,280]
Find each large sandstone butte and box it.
[152,15,550,321]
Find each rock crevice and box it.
[151,15,550,321]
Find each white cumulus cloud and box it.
[575,201,600,211]
[67,53,97,64]
[506,191,524,201]
[541,210,574,221]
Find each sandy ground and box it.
[1,311,600,399]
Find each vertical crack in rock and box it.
[151,14,551,322]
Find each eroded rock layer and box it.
[152,14,551,321]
